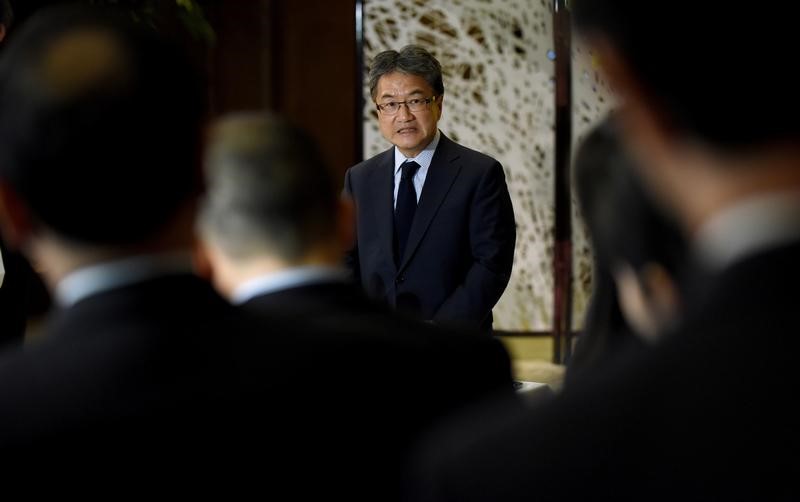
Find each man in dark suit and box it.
[195,111,517,498]
[404,2,800,500]
[0,7,321,487]
[344,45,516,333]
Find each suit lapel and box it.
[366,147,397,271]
[399,134,462,272]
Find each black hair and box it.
[568,116,687,376]
[573,0,800,150]
[369,45,444,100]
[0,5,206,245]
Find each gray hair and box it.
[368,45,444,100]
[198,112,338,262]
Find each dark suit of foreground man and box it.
[0,3,234,455]
[196,112,515,499]
[0,8,335,491]
[405,2,800,501]
[344,45,516,332]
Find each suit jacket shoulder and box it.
[345,146,393,188]
[437,133,502,168]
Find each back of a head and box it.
[575,117,686,276]
[570,118,686,373]
[199,112,339,262]
[0,5,206,245]
[572,1,800,150]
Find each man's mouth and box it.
[397,127,417,134]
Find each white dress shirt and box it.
[392,130,441,208]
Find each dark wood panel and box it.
[274,0,358,177]
[209,0,358,179]
[207,1,270,114]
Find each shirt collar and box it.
[394,129,441,174]
[55,251,194,307]
[694,191,800,271]
[232,265,350,305]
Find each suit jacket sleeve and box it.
[342,168,361,286]
[433,161,516,324]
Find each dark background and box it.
[8,0,361,179]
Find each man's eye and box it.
[383,102,398,109]
[408,99,423,106]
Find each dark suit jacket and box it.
[0,273,324,490]
[0,236,49,348]
[0,237,29,347]
[344,133,516,332]
[241,280,516,499]
[407,241,800,501]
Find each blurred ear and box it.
[191,236,214,282]
[0,181,34,251]
[639,262,680,325]
[336,194,356,253]
[190,237,237,301]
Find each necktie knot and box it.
[401,161,420,181]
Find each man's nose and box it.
[396,102,414,120]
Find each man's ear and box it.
[191,236,214,282]
[0,181,35,251]
[190,237,238,301]
[640,262,680,321]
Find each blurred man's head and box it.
[573,2,800,150]
[575,117,685,341]
[0,5,206,258]
[197,112,352,298]
[572,2,800,233]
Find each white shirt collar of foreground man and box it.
[231,265,350,305]
[694,190,800,271]
[55,252,194,307]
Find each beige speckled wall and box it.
[570,38,616,328]
[362,0,613,331]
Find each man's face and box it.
[374,71,442,158]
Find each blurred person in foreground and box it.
[195,111,516,499]
[567,116,687,383]
[0,5,313,487]
[404,2,800,500]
